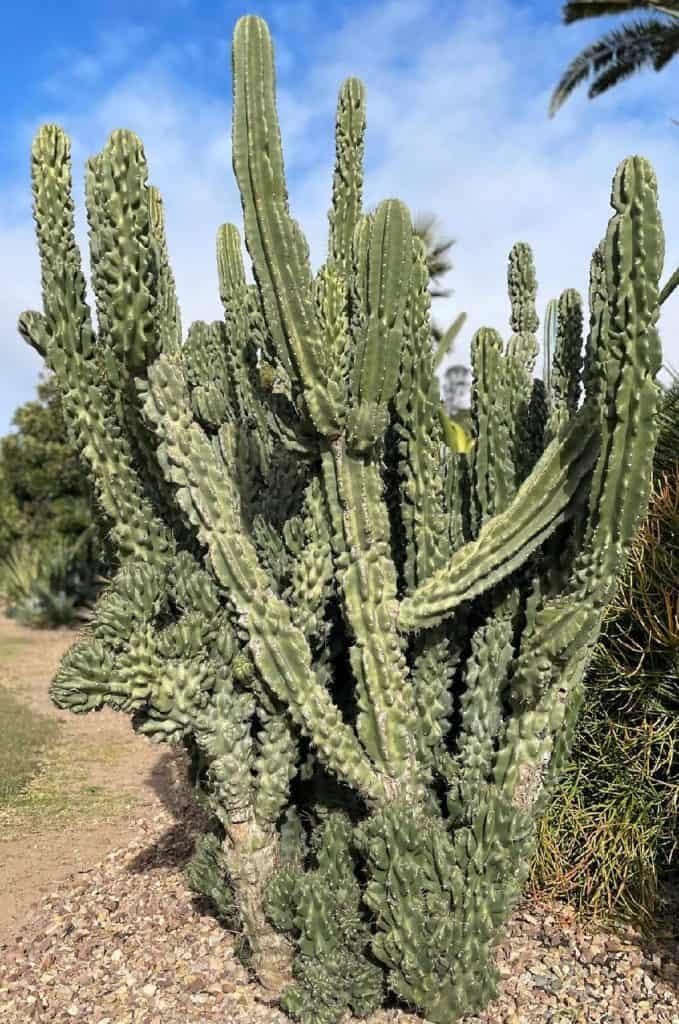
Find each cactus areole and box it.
[20,13,663,1024]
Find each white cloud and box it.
[3,0,678,434]
[41,24,152,95]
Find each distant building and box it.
[442,364,471,416]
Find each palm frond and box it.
[653,23,679,65]
[550,18,679,114]
[413,213,456,297]
[659,264,679,304]
[563,2,679,25]
[433,312,467,368]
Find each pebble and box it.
[530,973,561,992]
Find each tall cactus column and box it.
[18,11,664,1024]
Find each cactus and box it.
[19,13,663,1024]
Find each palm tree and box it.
[410,214,467,364]
[549,2,679,117]
[412,213,457,299]
[550,3,679,307]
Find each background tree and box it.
[0,464,24,558]
[0,373,104,556]
[0,373,113,624]
[549,2,679,117]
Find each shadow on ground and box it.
[125,746,211,875]
[636,869,679,996]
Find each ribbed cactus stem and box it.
[320,440,425,798]
[542,297,557,398]
[399,405,599,630]
[497,155,663,814]
[29,125,173,565]
[470,327,514,526]
[328,78,366,278]
[545,288,583,443]
[231,16,340,437]
[148,184,182,355]
[221,817,297,999]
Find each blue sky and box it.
[2,0,679,434]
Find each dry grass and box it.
[0,721,138,840]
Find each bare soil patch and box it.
[0,611,186,944]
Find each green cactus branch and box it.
[26,125,174,565]
[328,78,366,279]
[142,355,387,805]
[320,441,424,795]
[496,155,663,814]
[470,327,514,526]
[231,16,339,438]
[398,404,599,630]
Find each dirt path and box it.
[0,611,190,945]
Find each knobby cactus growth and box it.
[19,14,664,1024]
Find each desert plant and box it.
[0,540,42,609]
[18,15,664,1023]
[529,369,678,932]
[0,527,103,627]
[655,369,679,474]
[0,371,113,625]
[0,465,24,558]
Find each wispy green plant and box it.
[0,541,42,608]
[530,380,679,933]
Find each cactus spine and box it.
[19,15,663,1024]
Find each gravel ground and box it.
[1,761,678,1024]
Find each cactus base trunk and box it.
[222,820,295,1000]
